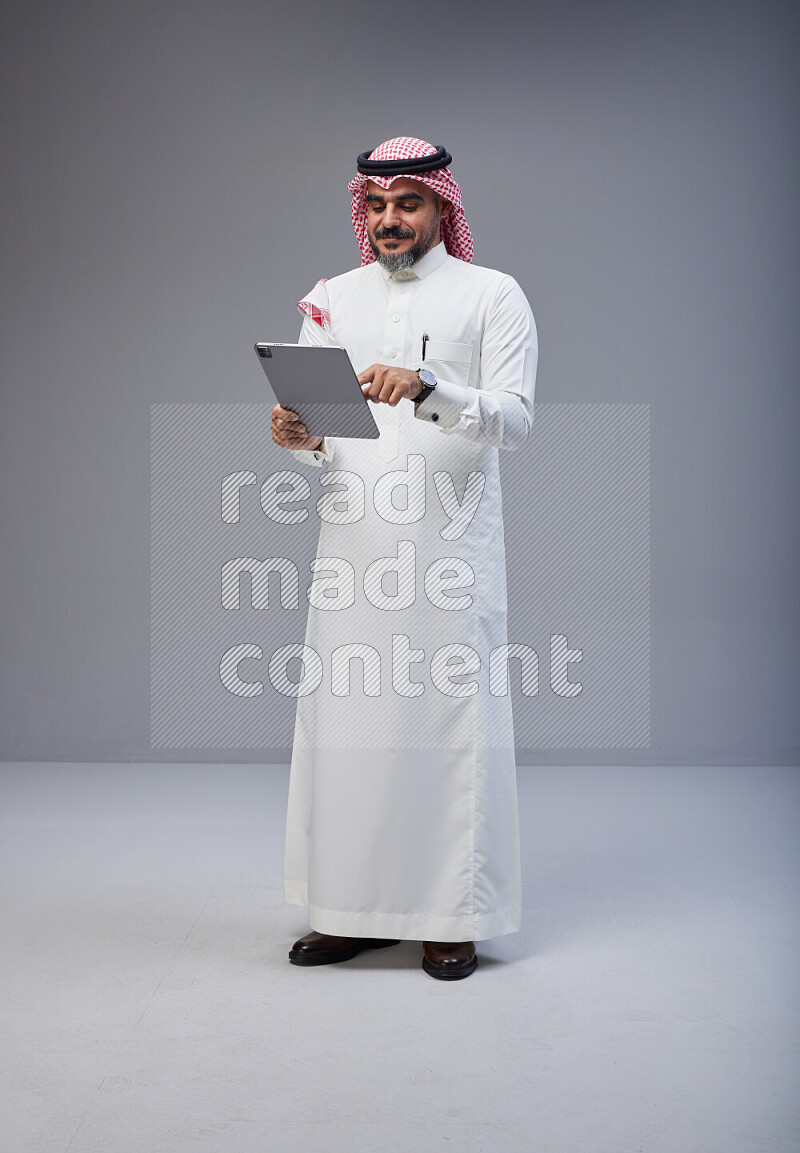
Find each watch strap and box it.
[415,368,437,405]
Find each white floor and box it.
[0,763,798,1153]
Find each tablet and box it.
[255,343,380,440]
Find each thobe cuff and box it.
[289,437,335,467]
[413,377,469,430]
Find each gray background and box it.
[1,0,797,764]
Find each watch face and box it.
[418,368,437,388]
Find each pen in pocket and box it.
[422,333,428,361]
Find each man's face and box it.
[366,178,451,272]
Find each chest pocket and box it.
[421,339,474,388]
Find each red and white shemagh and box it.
[298,138,473,329]
[296,277,331,334]
[348,137,474,267]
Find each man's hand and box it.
[271,404,323,451]
[357,364,424,406]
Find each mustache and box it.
[374,226,415,239]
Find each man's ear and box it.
[438,196,453,219]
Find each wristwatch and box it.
[415,367,437,405]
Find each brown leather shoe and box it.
[422,940,478,980]
[289,930,401,966]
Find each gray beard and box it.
[370,210,442,273]
[373,247,419,273]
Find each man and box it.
[271,137,538,980]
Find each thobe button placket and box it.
[378,279,412,461]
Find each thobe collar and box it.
[376,240,449,284]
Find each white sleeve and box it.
[281,315,337,468]
[413,275,538,452]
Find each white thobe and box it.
[281,240,538,941]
